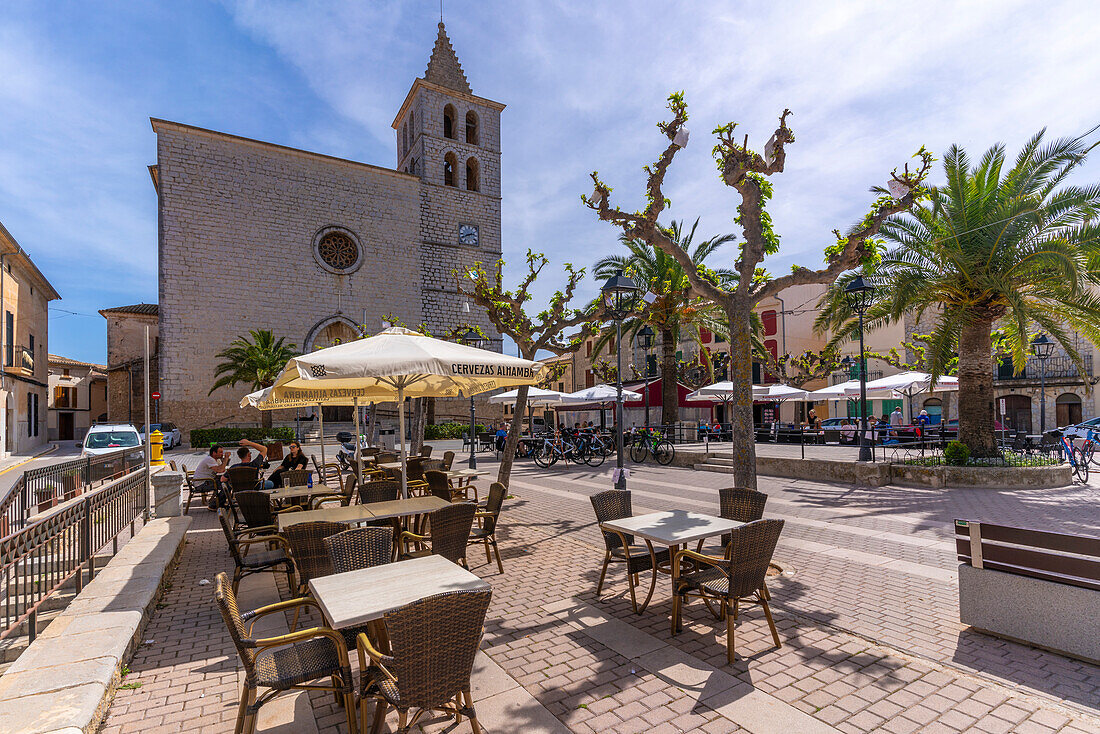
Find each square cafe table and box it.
[599,510,743,613]
[309,555,489,629]
[276,495,453,532]
[361,495,451,520]
[263,484,338,502]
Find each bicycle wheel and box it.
[1073,448,1089,482]
[533,443,554,468]
[584,444,606,467]
[598,436,614,457]
[1085,441,1099,467]
[629,439,648,463]
[653,439,675,466]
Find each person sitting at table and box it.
[267,440,308,487]
[195,445,230,510]
[807,408,822,430]
[840,419,857,444]
[494,422,508,451]
[697,421,710,440]
[233,439,274,489]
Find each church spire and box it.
[424,22,472,94]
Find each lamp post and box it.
[601,269,642,490]
[459,328,484,469]
[844,276,876,462]
[1031,334,1054,434]
[638,325,655,428]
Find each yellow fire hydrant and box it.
[150,430,165,466]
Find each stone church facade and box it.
[149,24,503,432]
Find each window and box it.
[55,386,75,408]
[557,382,564,392]
[63,368,70,377]
[763,339,778,384]
[401,121,408,157]
[28,333,33,358]
[444,153,457,187]
[585,370,595,388]
[465,157,479,192]
[465,110,478,145]
[27,393,39,437]
[761,310,778,336]
[4,311,11,367]
[443,104,456,139]
[316,231,360,271]
[699,327,712,343]
[586,341,592,357]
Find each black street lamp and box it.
[601,269,642,489]
[459,328,484,469]
[638,325,655,428]
[1031,334,1055,434]
[844,275,876,462]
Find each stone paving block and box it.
[0,682,109,734]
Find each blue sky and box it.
[4,0,1100,364]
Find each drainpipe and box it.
[776,294,788,419]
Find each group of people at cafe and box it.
[190,438,310,508]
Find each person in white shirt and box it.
[193,445,229,509]
[889,406,904,438]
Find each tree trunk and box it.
[366,403,378,445]
[426,397,436,426]
[958,320,998,457]
[410,398,425,454]
[261,411,273,430]
[727,300,758,489]
[660,328,678,425]
[498,383,529,487]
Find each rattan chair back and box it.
[376,451,398,465]
[226,465,261,493]
[217,509,245,566]
[422,458,445,473]
[282,469,310,488]
[383,589,491,711]
[718,488,768,523]
[426,502,476,563]
[419,445,433,458]
[405,457,426,482]
[282,521,346,587]
[235,490,276,529]
[590,489,633,551]
[168,460,178,471]
[724,519,784,598]
[325,526,393,573]
[214,572,257,672]
[358,479,400,505]
[481,482,506,535]
[425,470,451,501]
[442,450,455,470]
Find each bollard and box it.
[151,471,182,517]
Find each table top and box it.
[446,469,491,479]
[310,555,489,629]
[377,462,402,470]
[362,495,451,520]
[263,484,337,501]
[277,504,377,531]
[601,510,743,546]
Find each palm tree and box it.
[210,330,298,428]
[817,131,1100,456]
[594,219,737,424]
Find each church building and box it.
[148,23,502,431]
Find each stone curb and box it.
[0,516,192,734]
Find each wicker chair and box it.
[313,474,358,510]
[698,488,769,553]
[441,450,455,471]
[358,479,400,506]
[399,503,476,567]
[419,445,433,458]
[468,482,506,574]
[235,490,299,535]
[358,589,491,734]
[590,489,668,614]
[325,526,394,574]
[281,469,311,488]
[217,509,295,594]
[376,451,398,465]
[214,573,356,734]
[226,465,262,493]
[425,470,453,502]
[282,521,347,597]
[672,518,785,664]
[182,470,208,516]
[168,460,178,471]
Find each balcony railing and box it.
[996,354,1092,381]
[5,346,33,376]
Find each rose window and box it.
[317,232,359,271]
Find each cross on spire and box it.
[424,22,471,94]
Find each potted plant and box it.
[61,468,83,500]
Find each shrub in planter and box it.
[424,422,487,440]
[944,441,970,466]
[189,426,295,448]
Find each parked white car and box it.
[140,423,182,449]
[1056,416,1100,440]
[80,424,144,458]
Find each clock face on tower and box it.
[459,224,479,246]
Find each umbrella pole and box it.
[353,396,362,490]
[318,403,326,483]
[397,386,408,499]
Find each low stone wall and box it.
[0,515,192,734]
[890,463,1071,489]
[959,563,1100,664]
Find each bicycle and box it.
[574,431,606,467]
[533,433,587,468]
[1082,429,1100,467]
[1055,431,1089,483]
[628,428,675,465]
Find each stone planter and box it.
[890,463,1071,489]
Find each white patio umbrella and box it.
[806,380,862,400]
[561,384,643,430]
[685,381,737,402]
[844,371,959,422]
[265,327,546,497]
[489,387,570,436]
[752,384,811,401]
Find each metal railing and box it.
[996,354,1093,381]
[0,448,139,535]
[0,467,148,641]
[18,346,33,375]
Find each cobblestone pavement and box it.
[99,450,1100,733]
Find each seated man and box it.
[267,440,308,487]
[233,439,274,489]
[194,445,229,510]
[495,422,509,452]
[840,420,857,445]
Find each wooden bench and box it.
[955,519,1100,662]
